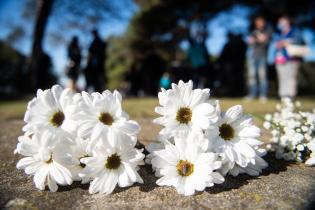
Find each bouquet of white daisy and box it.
[147,80,268,196]
[15,85,145,194]
[263,98,315,165]
[15,81,268,196]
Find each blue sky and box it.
[1,1,315,87]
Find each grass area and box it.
[1,97,315,125]
[0,99,28,121]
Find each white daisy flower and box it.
[150,134,224,196]
[14,131,35,155]
[16,131,75,192]
[153,80,218,138]
[23,85,80,143]
[69,137,92,184]
[306,141,315,166]
[79,134,145,195]
[145,141,165,165]
[76,90,140,146]
[228,147,268,176]
[145,136,174,177]
[205,103,267,176]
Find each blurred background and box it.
[1,0,315,99]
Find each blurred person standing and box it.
[66,36,81,91]
[187,36,209,88]
[273,16,305,99]
[85,29,107,92]
[218,33,247,97]
[246,16,272,102]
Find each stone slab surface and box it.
[1,119,315,210]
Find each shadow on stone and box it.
[105,164,159,195]
[261,152,293,176]
[111,184,133,194]
[58,181,89,192]
[306,187,315,210]
[138,164,159,192]
[206,174,256,194]
[135,142,149,155]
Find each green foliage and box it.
[0,42,22,64]
[0,42,25,85]
[106,36,131,90]
[107,63,127,90]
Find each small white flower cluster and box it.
[15,85,144,194]
[147,80,268,196]
[263,98,315,165]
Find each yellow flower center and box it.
[176,160,194,177]
[219,123,235,141]
[176,107,192,124]
[50,111,65,127]
[79,155,90,168]
[99,112,114,125]
[105,153,121,170]
[46,155,53,164]
[80,162,86,168]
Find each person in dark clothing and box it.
[85,29,107,92]
[141,52,165,95]
[246,16,272,101]
[66,36,81,90]
[218,33,247,96]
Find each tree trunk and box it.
[29,0,54,90]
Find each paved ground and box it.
[1,119,315,210]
